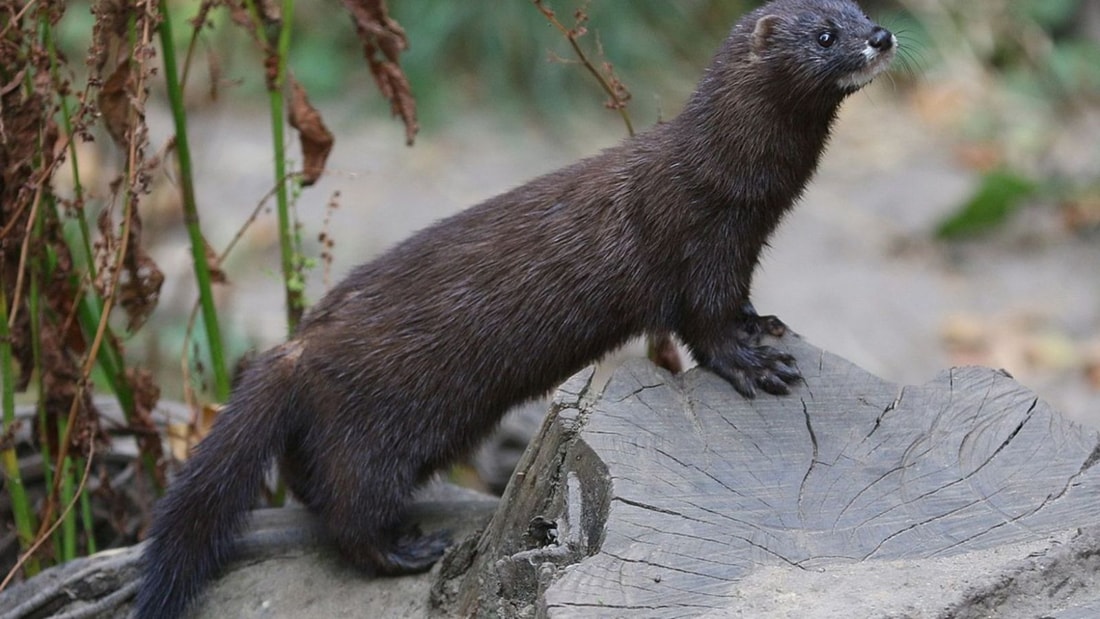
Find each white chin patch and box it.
[836,36,897,91]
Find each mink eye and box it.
[817,31,836,48]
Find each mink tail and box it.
[134,343,302,619]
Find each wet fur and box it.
[135,1,893,617]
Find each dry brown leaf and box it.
[204,237,227,284]
[171,402,222,460]
[90,0,132,72]
[166,422,191,462]
[118,245,164,331]
[127,366,166,484]
[1062,192,1100,233]
[341,0,419,145]
[98,59,136,150]
[288,75,334,186]
[128,367,162,423]
[38,321,99,457]
[226,0,254,30]
[117,206,165,331]
[197,402,221,442]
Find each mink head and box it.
[740,0,896,102]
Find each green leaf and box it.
[936,169,1037,239]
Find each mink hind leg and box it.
[284,442,451,576]
[327,498,452,576]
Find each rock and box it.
[0,484,496,618]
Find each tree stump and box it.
[438,336,1100,618]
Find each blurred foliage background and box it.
[36,0,1100,441]
[54,0,1100,234]
[28,0,1100,431]
[58,1,770,124]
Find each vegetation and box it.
[0,0,744,586]
[0,0,1095,589]
[896,0,1100,236]
[0,0,414,585]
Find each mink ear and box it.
[751,15,780,55]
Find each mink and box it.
[135,1,895,616]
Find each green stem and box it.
[244,0,301,333]
[156,0,230,401]
[79,476,96,554]
[46,12,137,429]
[267,0,302,333]
[33,395,60,562]
[242,0,297,506]
[0,284,40,576]
[47,57,139,427]
[59,456,76,561]
[28,193,61,567]
[45,16,159,500]
[58,219,138,420]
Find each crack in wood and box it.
[548,602,717,611]
[966,397,1037,477]
[862,495,988,560]
[601,551,736,585]
[798,398,820,525]
[627,521,733,547]
[682,499,784,540]
[610,383,665,404]
[652,447,750,499]
[930,492,1050,558]
[1079,444,1100,474]
[859,419,1038,531]
[613,497,688,518]
[832,464,906,528]
[864,386,905,440]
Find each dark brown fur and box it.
[136,2,894,616]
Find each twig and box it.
[532,1,682,372]
[180,177,290,416]
[1,440,96,591]
[532,0,634,136]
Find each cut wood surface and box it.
[443,335,1100,618]
[3,336,1098,618]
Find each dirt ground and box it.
[138,82,1100,430]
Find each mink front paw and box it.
[704,342,801,398]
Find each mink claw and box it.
[382,528,452,574]
[758,373,792,395]
[705,342,802,399]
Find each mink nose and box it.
[868,27,894,50]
